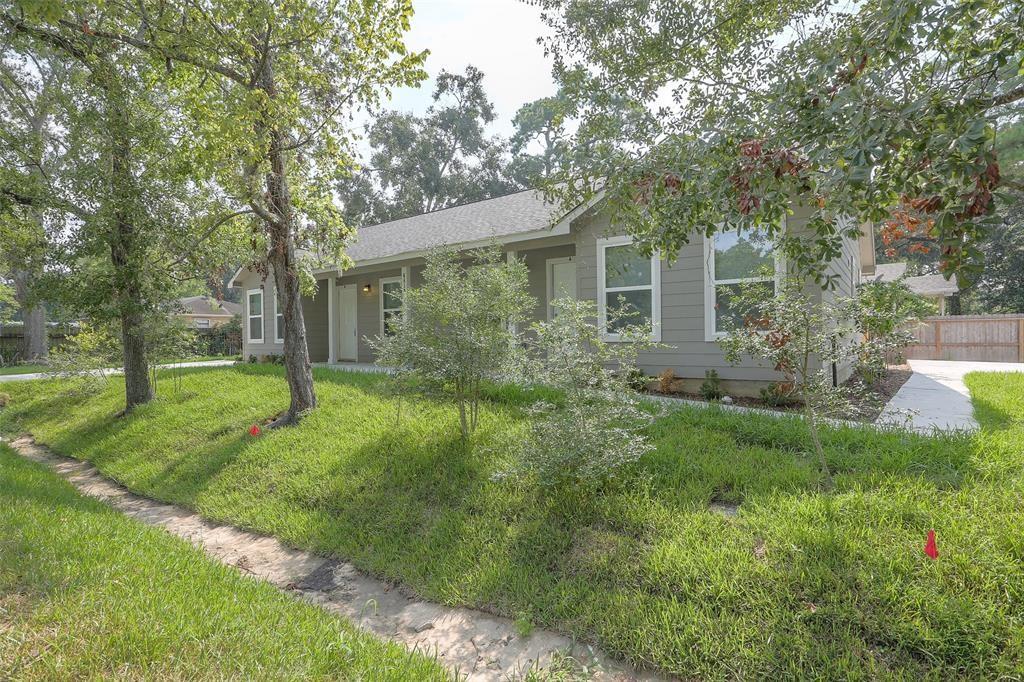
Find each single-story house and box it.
[867,263,959,315]
[230,189,876,396]
[175,296,241,329]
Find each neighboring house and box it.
[868,262,959,315]
[176,296,241,329]
[230,189,876,395]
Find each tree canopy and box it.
[536,0,1024,286]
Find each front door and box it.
[547,257,577,319]
[338,284,358,361]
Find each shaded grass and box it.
[0,443,448,681]
[1,364,1022,678]
[0,363,47,376]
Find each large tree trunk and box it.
[107,78,153,413]
[11,270,47,361]
[260,51,317,426]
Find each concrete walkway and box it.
[4,435,660,682]
[0,359,236,383]
[878,359,1024,432]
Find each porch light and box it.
[362,283,372,293]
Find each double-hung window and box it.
[247,288,264,343]
[596,235,661,341]
[274,291,284,343]
[379,276,404,337]
[703,226,783,340]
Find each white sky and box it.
[380,0,558,137]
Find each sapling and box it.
[371,246,533,442]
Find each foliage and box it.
[657,367,676,394]
[699,369,723,401]
[962,188,1024,313]
[536,0,1023,285]
[372,246,533,441]
[719,279,870,487]
[0,445,449,680]
[507,90,574,185]
[848,280,930,381]
[760,381,798,408]
[499,297,659,488]
[45,322,121,393]
[4,366,1022,679]
[341,66,518,226]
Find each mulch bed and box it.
[648,364,914,424]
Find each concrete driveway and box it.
[878,359,1024,432]
[0,359,236,383]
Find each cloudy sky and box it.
[381,0,558,136]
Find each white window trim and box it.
[596,235,661,342]
[703,222,786,342]
[546,256,575,321]
[246,288,264,343]
[379,276,404,337]
[273,290,284,343]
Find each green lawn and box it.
[0,363,47,376]
[1,365,1022,678]
[0,442,447,680]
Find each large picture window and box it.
[703,227,783,340]
[247,288,264,343]
[379,276,404,337]
[596,235,661,341]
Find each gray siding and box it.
[517,244,576,325]
[303,281,330,362]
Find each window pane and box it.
[714,230,774,281]
[249,317,262,339]
[715,281,775,332]
[249,292,262,311]
[382,281,403,310]
[604,244,651,288]
[382,309,402,336]
[605,290,652,333]
[276,313,284,337]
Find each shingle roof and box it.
[177,296,241,316]
[345,189,564,263]
[868,262,958,296]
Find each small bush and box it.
[760,381,797,407]
[700,369,723,400]
[0,392,9,408]
[657,368,676,393]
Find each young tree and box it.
[341,66,518,226]
[51,0,427,425]
[499,298,659,489]
[536,0,1022,286]
[372,246,533,442]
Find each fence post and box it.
[1019,319,1024,362]
[934,319,942,358]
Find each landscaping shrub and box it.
[657,367,676,393]
[699,369,723,400]
[372,246,533,441]
[498,297,660,488]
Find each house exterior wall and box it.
[236,205,865,394]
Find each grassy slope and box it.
[0,443,447,681]
[1,365,1022,678]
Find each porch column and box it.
[327,275,336,364]
[506,250,517,334]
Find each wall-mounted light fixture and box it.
[362,283,372,294]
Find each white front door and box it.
[547,257,577,319]
[338,284,358,361]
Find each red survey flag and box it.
[924,529,939,559]
[249,423,261,437]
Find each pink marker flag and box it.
[924,529,939,560]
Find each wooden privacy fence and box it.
[901,314,1024,363]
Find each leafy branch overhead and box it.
[536,0,1023,286]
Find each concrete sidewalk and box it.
[878,359,1024,432]
[0,359,236,383]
